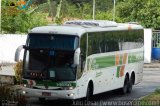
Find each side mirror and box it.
[15,45,24,62]
[74,48,80,65]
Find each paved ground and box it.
[144,60,160,68]
[26,67,160,106]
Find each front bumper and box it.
[21,87,76,100]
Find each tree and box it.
[14,61,23,84]
[1,0,48,33]
[95,0,113,12]
[116,0,160,29]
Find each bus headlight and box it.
[62,87,75,90]
[22,91,27,94]
[23,84,27,87]
[23,84,33,88]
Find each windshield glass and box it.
[23,34,79,81]
[28,33,79,50]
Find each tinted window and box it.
[87,29,144,56]
[88,32,119,55]
[120,30,144,50]
[28,34,79,50]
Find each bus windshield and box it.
[23,34,79,81]
[27,33,79,50]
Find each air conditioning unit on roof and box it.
[64,20,117,27]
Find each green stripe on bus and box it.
[128,52,143,63]
[119,54,123,65]
[88,51,143,70]
[36,81,76,87]
[92,55,115,69]
[22,80,76,87]
[22,79,28,84]
[116,66,121,78]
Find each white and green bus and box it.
[15,20,144,101]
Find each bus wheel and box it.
[121,76,129,94]
[86,82,93,101]
[127,77,133,93]
[39,98,46,102]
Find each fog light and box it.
[22,91,26,94]
[67,93,74,97]
[62,87,75,90]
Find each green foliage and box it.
[155,88,160,94]
[2,12,48,34]
[1,1,48,34]
[95,0,113,12]
[55,17,63,25]
[60,1,92,19]
[116,0,160,29]
[2,0,160,33]
[14,61,23,84]
[35,2,52,14]
[95,11,123,22]
[59,0,122,22]
[137,0,160,29]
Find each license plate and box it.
[42,92,51,96]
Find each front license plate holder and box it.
[42,92,51,96]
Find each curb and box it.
[144,65,160,68]
[143,68,160,71]
[144,63,160,68]
[138,93,151,100]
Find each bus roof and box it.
[29,20,143,37]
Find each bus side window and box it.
[105,32,119,52]
[120,30,144,50]
[88,32,104,54]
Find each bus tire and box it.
[127,76,134,93]
[121,76,129,94]
[86,82,93,101]
[127,80,132,93]
[38,97,46,102]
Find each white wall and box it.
[0,34,27,64]
[144,29,152,63]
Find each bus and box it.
[15,20,144,101]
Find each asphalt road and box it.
[26,68,160,106]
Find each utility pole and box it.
[54,0,63,22]
[93,0,95,20]
[48,0,54,21]
[56,0,63,18]
[113,0,116,21]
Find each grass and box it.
[140,88,160,106]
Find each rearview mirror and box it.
[15,45,24,62]
[74,48,80,65]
